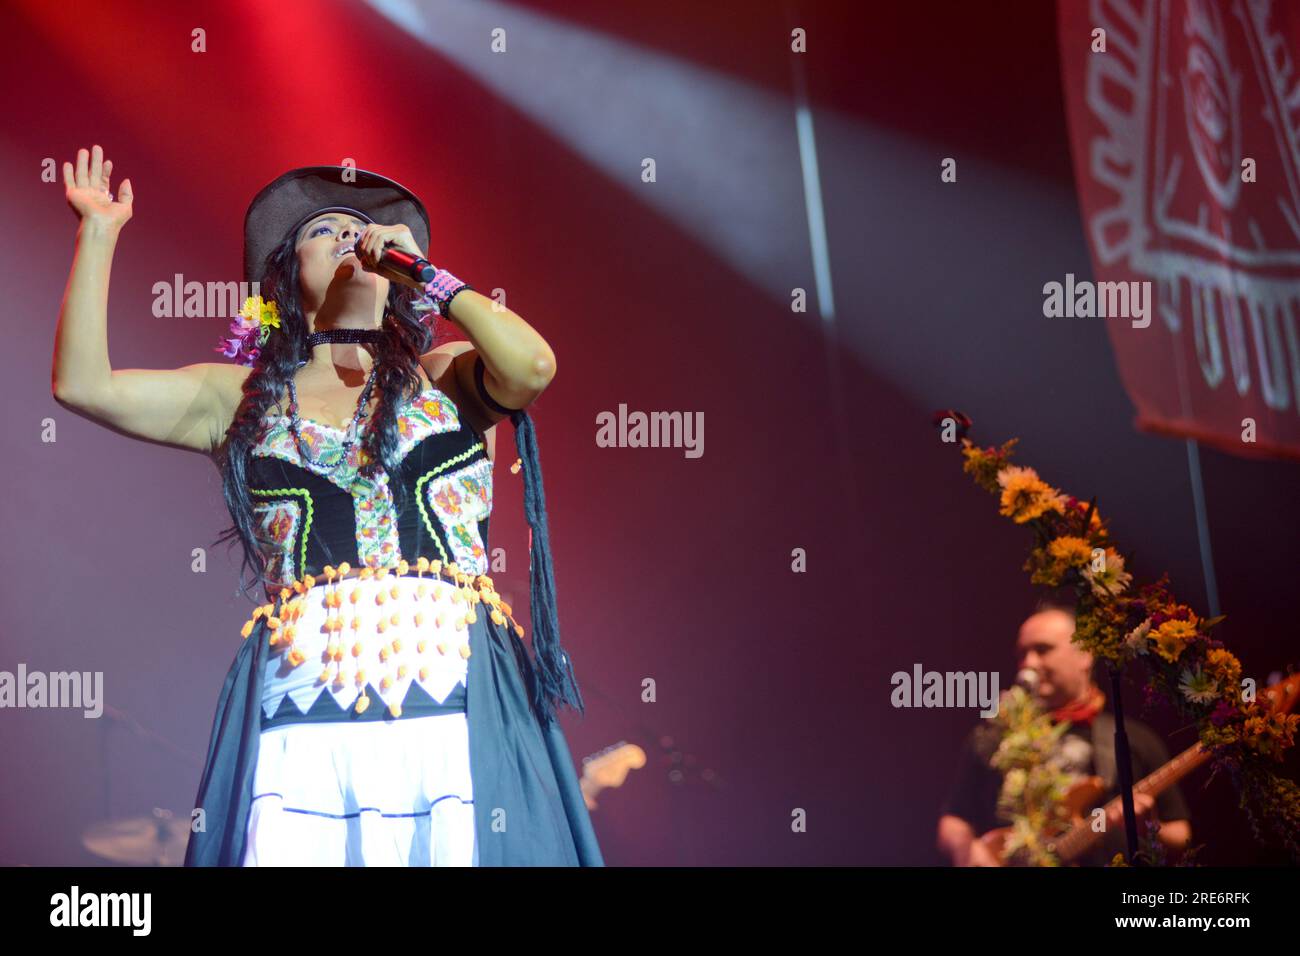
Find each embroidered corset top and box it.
[247,383,493,598]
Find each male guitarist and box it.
[936,602,1192,866]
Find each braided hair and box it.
[509,407,585,725]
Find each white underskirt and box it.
[242,712,477,866]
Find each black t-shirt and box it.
[940,712,1192,866]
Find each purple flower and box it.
[1209,700,1237,727]
[215,324,263,365]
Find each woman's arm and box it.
[51,145,243,455]
[352,224,557,427]
[440,289,556,413]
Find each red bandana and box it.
[1050,686,1106,726]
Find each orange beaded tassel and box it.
[238,554,527,718]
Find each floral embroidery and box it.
[249,386,486,574]
[250,494,304,584]
[351,475,401,568]
[418,453,493,574]
[394,391,457,459]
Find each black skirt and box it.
[183,603,605,866]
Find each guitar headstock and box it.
[580,741,647,795]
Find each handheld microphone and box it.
[1015,668,1040,693]
[375,245,436,284]
[352,235,436,284]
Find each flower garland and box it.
[988,684,1076,866]
[1108,824,1205,867]
[947,423,1300,860]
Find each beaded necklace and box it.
[287,329,383,468]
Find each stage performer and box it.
[936,602,1190,867]
[52,145,603,866]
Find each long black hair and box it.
[213,226,448,602]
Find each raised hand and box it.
[63,144,133,230]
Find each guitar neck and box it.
[1053,740,1206,863]
[1047,675,1298,864]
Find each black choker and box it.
[307,329,384,347]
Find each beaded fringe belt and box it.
[241,556,525,720]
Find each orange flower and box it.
[997,466,1065,524]
[1205,648,1242,691]
[1047,536,1093,568]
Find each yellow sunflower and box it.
[1242,716,1267,748]
[997,466,1065,524]
[1205,648,1242,691]
[1047,535,1093,568]
[1150,619,1198,663]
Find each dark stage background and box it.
[1,0,1296,865]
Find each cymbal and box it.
[82,810,191,866]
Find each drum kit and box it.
[82,807,191,867]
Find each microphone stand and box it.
[1107,665,1141,863]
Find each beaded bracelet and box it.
[412,267,474,319]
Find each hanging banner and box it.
[1058,0,1300,460]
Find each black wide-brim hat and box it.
[243,165,431,284]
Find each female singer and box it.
[52,145,602,866]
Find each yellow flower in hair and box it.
[221,295,283,366]
[240,295,281,343]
